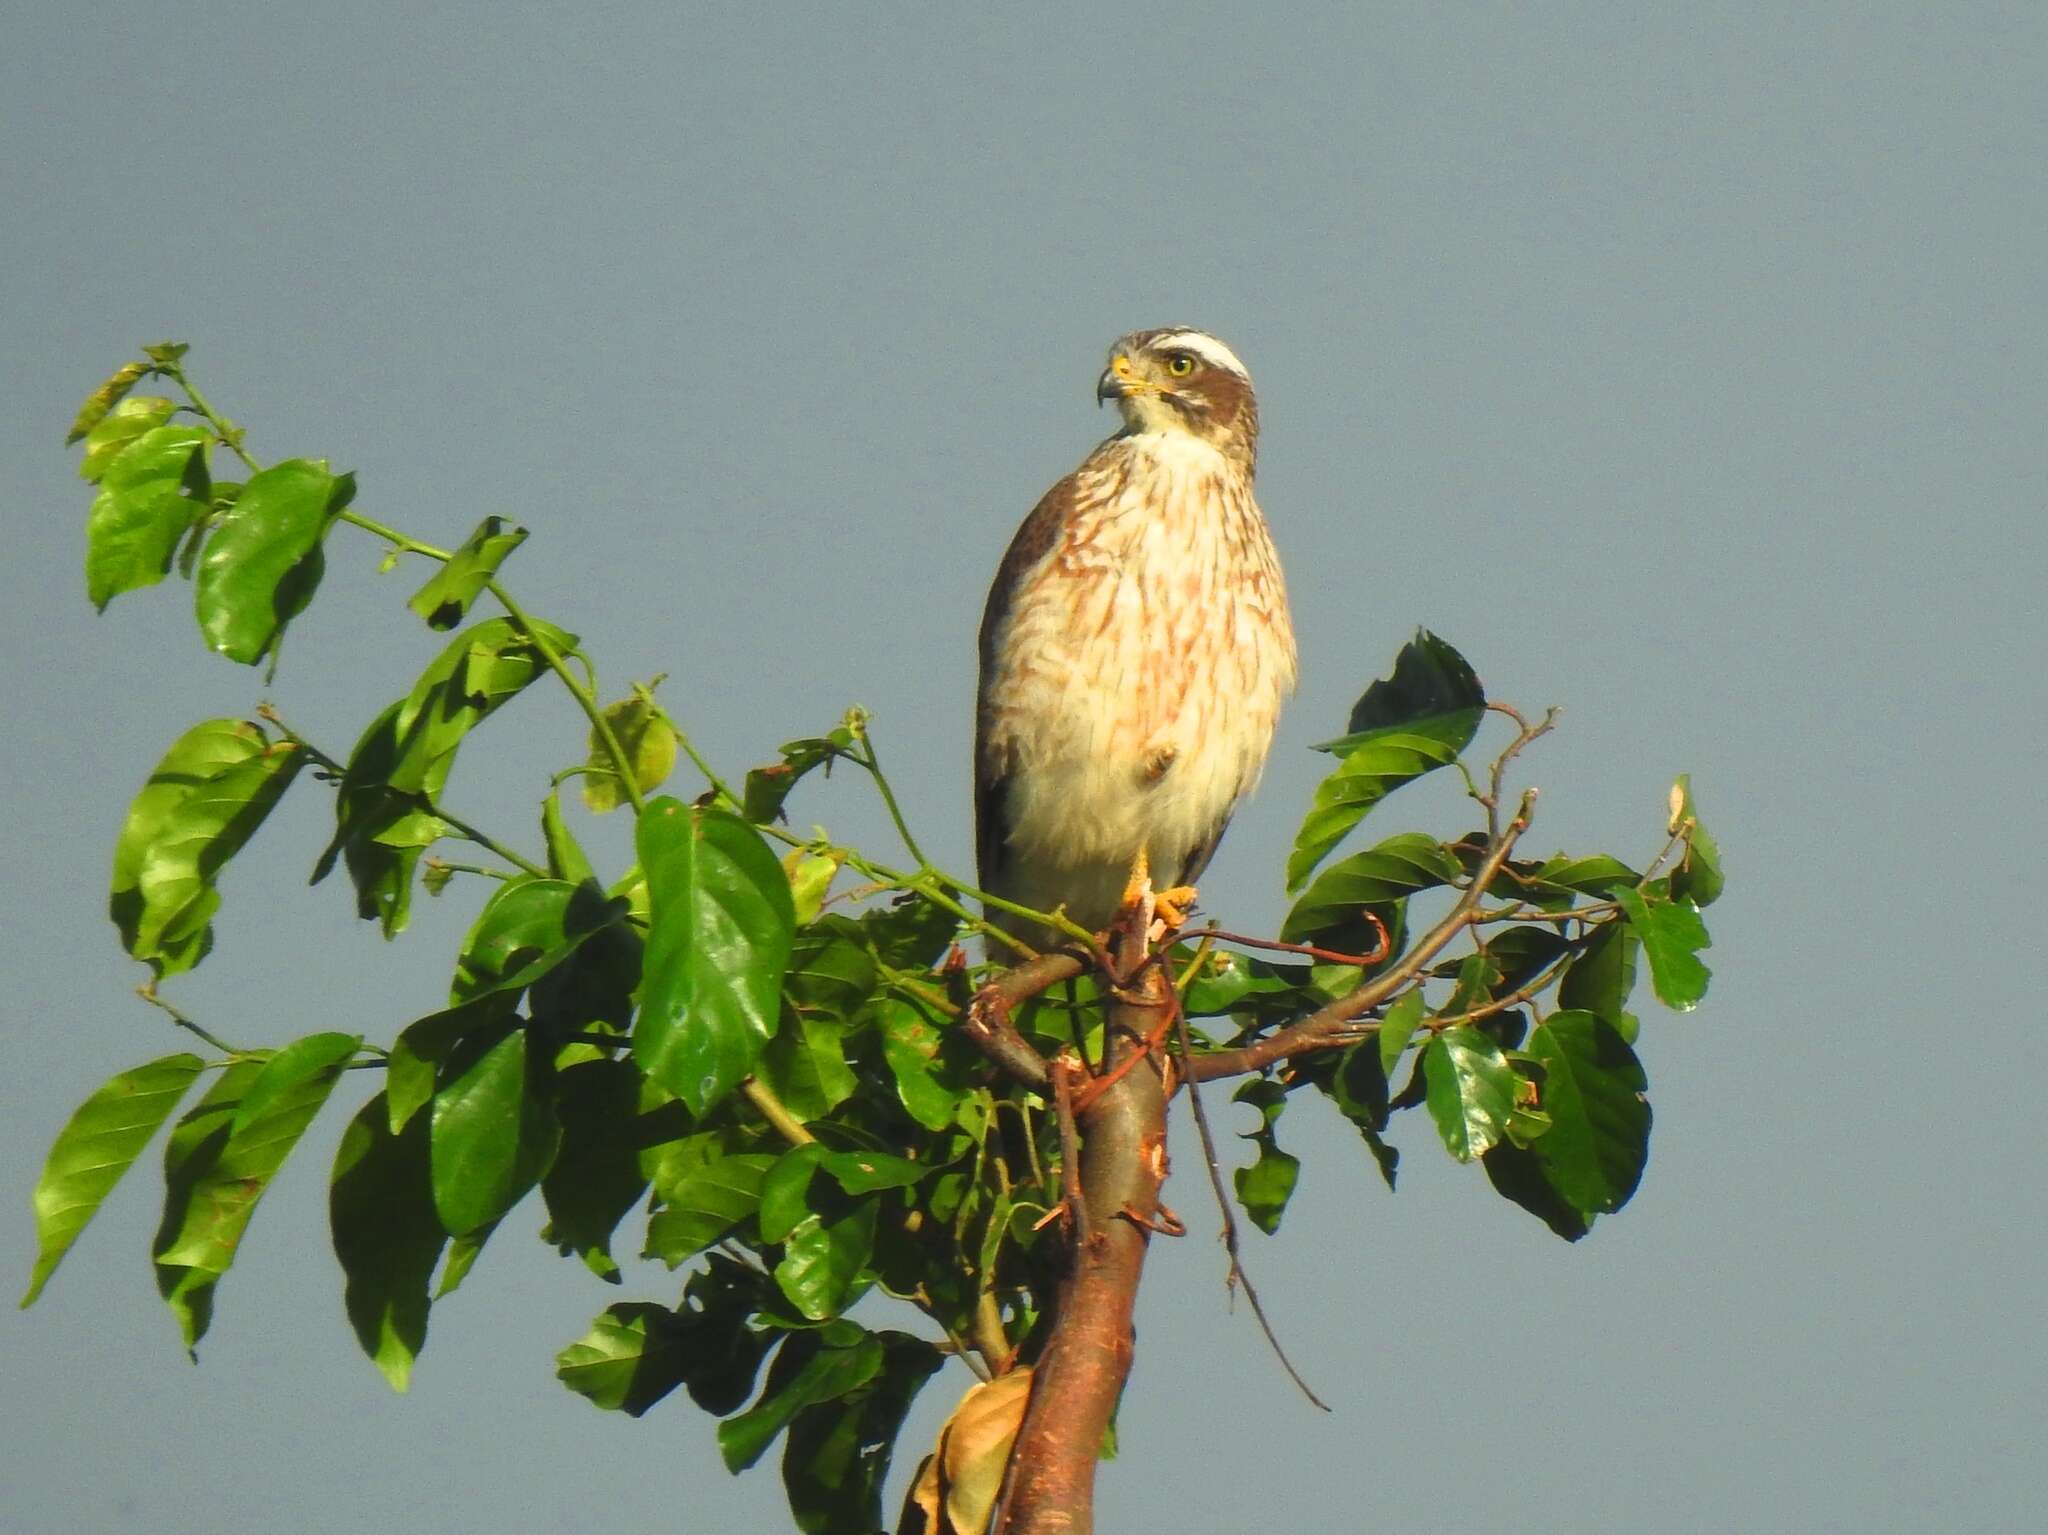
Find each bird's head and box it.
[1096,328,1259,466]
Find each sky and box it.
[4,4,2043,1531]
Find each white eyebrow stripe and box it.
[1149,330,1250,380]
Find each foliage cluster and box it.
[25,349,1723,1533]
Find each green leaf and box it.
[644,1152,777,1266]
[1377,990,1426,1077]
[193,459,352,665]
[1559,920,1641,1042]
[783,852,839,926]
[448,876,626,1005]
[818,1150,927,1196]
[782,1331,943,1535]
[758,1144,833,1244]
[1523,854,1642,899]
[125,736,304,976]
[539,1059,650,1282]
[78,395,174,481]
[775,1200,878,1321]
[1318,630,1486,751]
[387,995,517,1133]
[634,800,796,1115]
[21,1053,204,1307]
[1288,631,1484,890]
[1281,832,1461,946]
[429,1028,560,1236]
[1522,1011,1651,1217]
[742,731,852,824]
[84,424,209,610]
[757,1007,857,1123]
[406,515,528,630]
[1614,886,1712,1010]
[387,616,581,794]
[1231,1079,1300,1235]
[1668,774,1725,908]
[109,719,266,971]
[1481,1142,1590,1242]
[556,1301,698,1416]
[310,702,437,938]
[331,1094,446,1390]
[1422,1026,1516,1162]
[153,1041,352,1350]
[720,1325,883,1473]
[582,689,679,813]
[873,997,969,1132]
[67,359,152,444]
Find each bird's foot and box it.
[1150,885,1197,934]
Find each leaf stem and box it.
[742,1078,814,1147]
[136,985,246,1057]
[849,719,931,868]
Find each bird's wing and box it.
[974,469,1082,897]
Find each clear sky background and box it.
[5,5,2042,1532]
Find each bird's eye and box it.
[1165,353,1196,377]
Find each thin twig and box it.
[1186,788,1540,1081]
[136,985,246,1056]
[1051,1057,1090,1249]
[1169,991,1330,1412]
[1196,913,1392,968]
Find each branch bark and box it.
[995,924,1170,1535]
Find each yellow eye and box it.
[1165,353,1195,377]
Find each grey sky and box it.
[6,4,2042,1531]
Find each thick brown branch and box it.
[1185,789,1539,1082]
[997,923,1169,1535]
[961,952,1083,1090]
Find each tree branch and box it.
[1185,788,1539,1082]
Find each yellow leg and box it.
[1119,846,1196,933]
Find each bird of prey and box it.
[975,328,1297,950]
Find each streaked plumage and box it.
[975,328,1297,947]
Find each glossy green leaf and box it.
[331,1093,446,1390]
[757,1007,856,1123]
[581,689,678,813]
[387,995,517,1133]
[310,702,441,938]
[153,1042,350,1351]
[1523,1011,1651,1217]
[1668,774,1725,908]
[758,1145,833,1244]
[1524,854,1642,899]
[435,1223,496,1297]
[720,1324,884,1472]
[540,1059,650,1281]
[1482,1141,1589,1242]
[84,425,209,610]
[387,616,580,794]
[78,394,175,481]
[1281,832,1461,946]
[429,1028,560,1236]
[109,719,267,972]
[555,1301,698,1416]
[194,459,352,664]
[126,736,304,975]
[782,1331,942,1535]
[644,1152,777,1266]
[1377,990,1426,1077]
[873,997,970,1132]
[1422,1026,1516,1162]
[1319,630,1485,753]
[1615,886,1712,1010]
[1288,732,1471,892]
[819,1150,927,1195]
[1559,919,1641,1042]
[21,1053,203,1307]
[784,852,839,926]
[448,877,626,1005]
[67,359,151,444]
[406,515,527,629]
[776,1200,878,1322]
[634,800,796,1115]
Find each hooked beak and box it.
[1095,353,1152,405]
